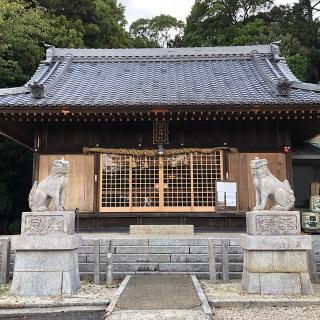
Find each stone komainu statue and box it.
[250,157,295,211]
[29,159,70,212]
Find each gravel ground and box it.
[201,280,320,300]
[214,306,320,320]
[0,281,118,305]
[202,280,320,320]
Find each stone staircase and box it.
[3,237,320,281]
[97,238,244,280]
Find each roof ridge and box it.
[0,86,30,96]
[50,44,273,59]
[252,50,292,96]
[271,42,320,91]
[30,54,73,99]
[291,81,320,92]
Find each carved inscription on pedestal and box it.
[23,215,65,235]
[256,215,297,234]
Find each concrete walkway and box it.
[105,275,212,320]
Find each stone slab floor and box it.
[107,274,208,320]
[116,274,200,310]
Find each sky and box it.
[119,0,298,28]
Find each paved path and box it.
[116,274,201,310]
[106,274,212,320]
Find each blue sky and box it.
[120,0,297,28]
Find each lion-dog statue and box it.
[29,158,70,212]
[250,157,295,211]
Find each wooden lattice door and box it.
[100,151,223,212]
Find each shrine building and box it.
[0,44,319,230]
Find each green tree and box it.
[35,0,131,48]
[183,0,272,46]
[0,0,85,88]
[0,0,51,87]
[149,14,185,48]
[130,14,184,48]
[130,18,158,48]
[286,0,320,82]
[49,15,85,48]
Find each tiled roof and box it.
[0,44,320,108]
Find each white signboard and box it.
[216,181,238,211]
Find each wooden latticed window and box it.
[131,156,160,208]
[193,153,222,208]
[101,155,130,209]
[163,155,192,207]
[100,151,223,212]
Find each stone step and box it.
[114,245,242,254]
[79,271,243,281]
[112,262,243,273]
[86,253,243,263]
[78,261,243,273]
[113,254,171,263]
[82,238,240,248]
[115,246,190,254]
[111,271,243,280]
[169,253,243,263]
[190,246,243,254]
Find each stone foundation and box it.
[240,211,314,295]
[10,212,81,297]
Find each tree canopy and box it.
[35,0,131,48]
[130,14,185,48]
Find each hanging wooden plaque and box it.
[153,121,169,145]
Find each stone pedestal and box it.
[10,212,81,297]
[240,210,314,295]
